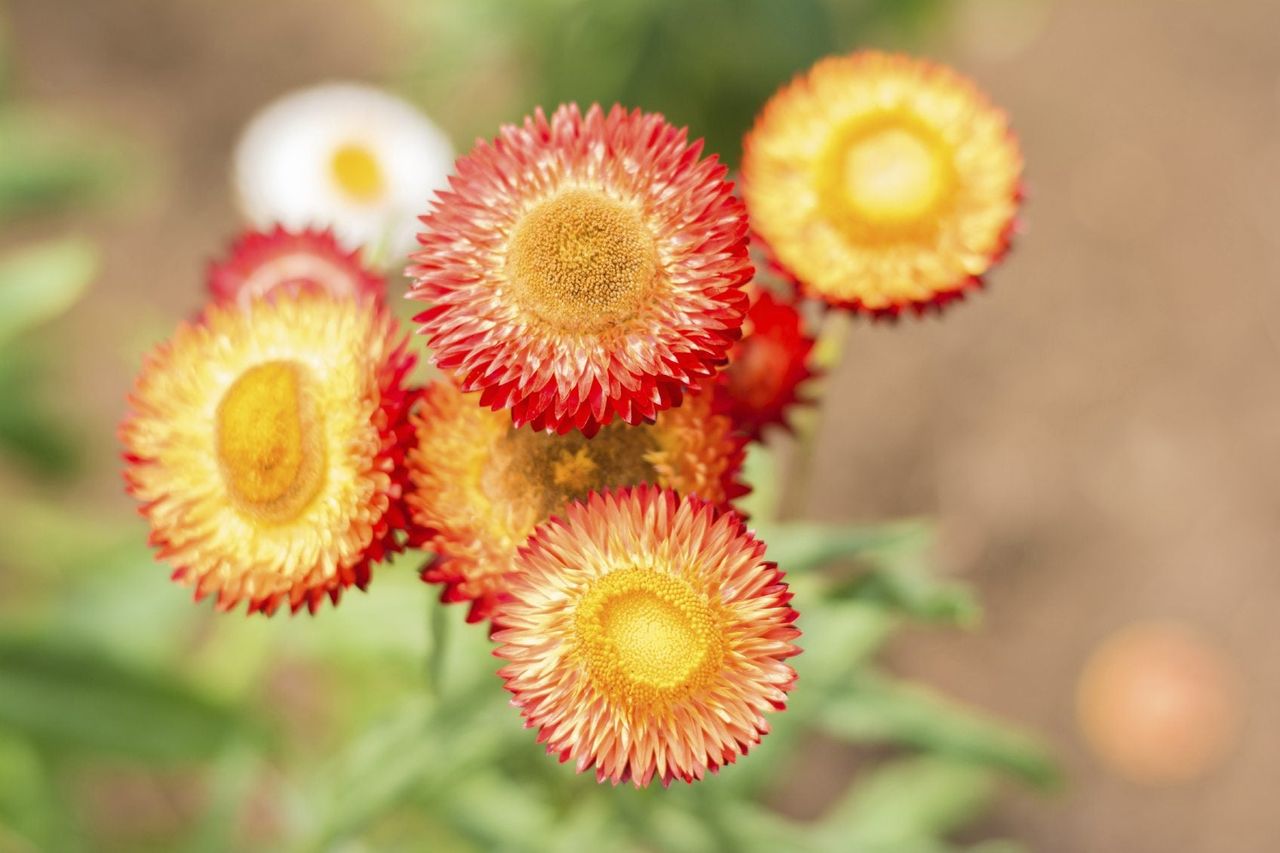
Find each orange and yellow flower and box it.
[718,286,817,439]
[494,486,800,787]
[408,103,751,436]
[742,51,1023,317]
[406,381,746,623]
[208,225,386,308]
[120,293,418,615]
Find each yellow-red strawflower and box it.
[494,486,800,787]
[407,381,747,623]
[742,51,1023,317]
[408,103,751,436]
[120,293,419,615]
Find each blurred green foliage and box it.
[0,442,1057,852]
[0,20,132,478]
[0,241,100,481]
[0,109,131,220]
[0,2,1057,850]
[392,0,944,163]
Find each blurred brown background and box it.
[6,0,1278,850]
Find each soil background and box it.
[7,1,1279,851]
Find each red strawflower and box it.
[407,103,751,436]
[208,225,385,309]
[719,287,818,439]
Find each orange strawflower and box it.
[407,381,746,622]
[120,293,418,615]
[494,487,800,787]
[742,51,1022,317]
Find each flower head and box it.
[719,287,818,439]
[407,381,746,622]
[234,83,453,263]
[494,486,800,786]
[120,293,418,615]
[742,52,1022,316]
[408,103,751,436]
[207,225,385,308]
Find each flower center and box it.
[818,113,956,241]
[492,421,659,521]
[215,360,326,523]
[575,568,724,707]
[506,189,658,333]
[330,142,386,203]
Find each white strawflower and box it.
[234,82,453,265]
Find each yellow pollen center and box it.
[818,114,956,241]
[330,142,386,203]
[507,189,658,333]
[575,568,724,707]
[492,421,659,521]
[215,360,326,523]
[551,447,599,493]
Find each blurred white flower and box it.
[234,82,453,265]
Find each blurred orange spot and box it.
[1076,621,1242,785]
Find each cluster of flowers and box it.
[121,52,1021,787]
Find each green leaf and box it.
[753,519,932,575]
[546,797,613,853]
[718,801,817,853]
[789,578,897,681]
[182,741,260,853]
[818,756,994,851]
[0,733,53,850]
[0,389,81,478]
[299,698,438,849]
[0,110,130,218]
[816,671,1059,788]
[757,519,979,624]
[0,238,97,343]
[438,772,555,849]
[300,689,510,850]
[0,633,246,764]
[825,564,979,626]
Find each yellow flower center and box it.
[551,447,599,493]
[818,113,956,242]
[492,421,659,521]
[215,360,326,523]
[507,188,658,333]
[330,142,386,203]
[575,567,725,708]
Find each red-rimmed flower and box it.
[120,293,419,615]
[208,225,386,308]
[742,51,1023,317]
[494,486,800,787]
[408,103,751,436]
[719,286,818,439]
[406,381,746,623]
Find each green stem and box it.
[785,307,853,518]
[423,596,449,698]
